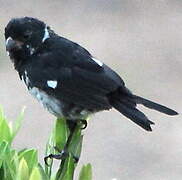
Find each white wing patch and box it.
[42,27,50,42]
[47,80,58,89]
[92,57,103,67]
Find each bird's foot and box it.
[79,119,87,129]
[44,147,79,166]
[44,149,67,166]
[67,119,87,130]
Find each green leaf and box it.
[18,149,38,173]
[73,135,83,159]
[3,162,15,180]
[0,106,25,145]
[12,107,25,140]
[0,141,9,159]
[0,141,11,169]
[37,163,49,180]
[10,152,19,179]
[44,134,54,178]
[56,155,75,180]
[17,158,29,180]
[54,118,69,150]
[0,106,12,143]
[79,163,92,180]
[29,167,42,180]
[68,126,83,159]
[2,149,19,180]
[0,166,4,180]
[0,105,5,123]
[0,145,19,180]
[0,117,12,143]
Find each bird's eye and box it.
[23,31,32,40]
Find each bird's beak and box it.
[5,37,23,52]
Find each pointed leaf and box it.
[56,155,75,180]
[38,163,49,180]
[54,118,68,150]
[2,149,18,180]
[0,117,12,143]
[44,134,54,178]
[18,158,29,180]
[18,149,38,173]
[0,141,9,167]
[79,163,92,180]
[68,126,83,159]
[12,107,25,139]
[0,105,5,123]
[29,167,42,180]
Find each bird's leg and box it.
[44,120,80,165]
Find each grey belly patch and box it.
[29,87,64,117]
[28,87,91,119]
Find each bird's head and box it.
[5,17,50,61]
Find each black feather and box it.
[133,95,178,115]
[110,100,154,131]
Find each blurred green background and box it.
[0,1,181,179]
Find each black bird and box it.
[5,17,178,132]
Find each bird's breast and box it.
[28,87,64,117]
[21,70,64,117]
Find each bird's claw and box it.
[44,150,67,166]
[80,119,87,129]
[44,148,79,166]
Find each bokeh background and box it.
[0,0,182,179]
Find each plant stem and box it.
[55,119,83,180]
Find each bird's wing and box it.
[25,48,124,110]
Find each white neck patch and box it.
[6,37,12,56]
[6,37,13,46]
[42,27,50,42]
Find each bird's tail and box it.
[110,99,155,131]
[133,95,178,116]
[108,89,178,131]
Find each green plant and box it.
[0,106,92,180]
